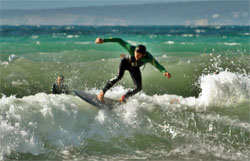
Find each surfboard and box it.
[74,90,121,110]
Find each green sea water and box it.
[0,26,249,161]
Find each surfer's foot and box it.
[97,91,104,102]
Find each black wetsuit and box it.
[103,56,144,98]
[102,38,167,99]
[51,83,69,94]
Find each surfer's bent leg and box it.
[102,57,129,94]
[124,67,142,98]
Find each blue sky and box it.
[1,0,219,10]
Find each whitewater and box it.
[1,71,249,160]
[1,25,250,160]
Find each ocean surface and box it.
[0,26,249,161]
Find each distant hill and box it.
[1,1,249,26]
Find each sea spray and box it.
[1,71,250,160]
[1,25,249,160]
[198,71,250,107]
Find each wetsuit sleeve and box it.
[150,56,167,73]
[63,85,69,94]
[103,38,135,56]
[51,84,56,94]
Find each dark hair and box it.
[58,75,64,80]
[135,45,146,55]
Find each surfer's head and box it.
[135,45,146,61]
[57,75,64,85]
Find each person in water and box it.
[51,75,69,94]
[95,37,171,103]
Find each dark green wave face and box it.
[0,26,250,161]
[1,55,250,98]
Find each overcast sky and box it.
[1,0,226,10]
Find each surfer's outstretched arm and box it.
[147,53,171,79]
[95,37,135,56]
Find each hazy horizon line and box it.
[1,0,246,11]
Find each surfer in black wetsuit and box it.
[51,75,69,94]
[95,37,171,103]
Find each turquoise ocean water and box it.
[0,26,249,160]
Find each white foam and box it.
[0,91,140,158]
[0,71,249,159]
[149,35,157,38]
[75,41,92,45]
[0,94,90,158]
[164,41,175,45]
[180,42,194,45]
[0,96,46,158]
[198,71,250,107]
[123,71,250,109]
[195,29,206,33]
[11,79,29,86]
[31,35,39,39]
[224,42,240,46]
[0,61,9,66]
[67,35,79,38]
[162,54,168,58]
[8,54,20,63]
[181,34,194,37]
[239,33,250,36]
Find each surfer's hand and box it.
[163,72,171,79]
[95,38,104,44]
[97,91,104,102]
